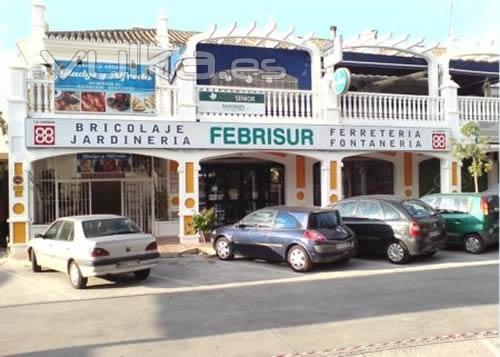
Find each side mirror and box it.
[34,233,45,239]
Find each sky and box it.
[0,0,498,112]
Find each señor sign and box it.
[26,118,449,152]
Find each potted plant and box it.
[191,208,216,243]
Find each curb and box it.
[159,247,216,258]
[273,330,498,357]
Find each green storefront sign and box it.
[198,91,266,115]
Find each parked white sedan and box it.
[28,215,159,289]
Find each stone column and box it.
[440,157,461,193]
[7,64,31,258]
[320,158,343,207]
[178,160,200,242]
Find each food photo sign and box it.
[54,61,156,114]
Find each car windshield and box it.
[82,218,141,238]
[308,212,339,229]
[402,200,434,218]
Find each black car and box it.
[212,206,357,272]
[333,195,447,264]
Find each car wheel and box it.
[134,269,151,280]
[215,237,234,261]
[386,241,410,264]
[68,261,87,289]
[463,235,484,254]
[287,245,312,272]
[30,250,41,273]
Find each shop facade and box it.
[6,2,499,255]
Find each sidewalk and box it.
[156,236,215,258]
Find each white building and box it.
[6,1,499,255]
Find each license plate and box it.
[429,230,441,238]
[117,260,140,268]
[336,242,352,250]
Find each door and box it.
[438,196,468,244]
[92,181,121,215]
[353,200,389,254]
[52,221,75,273]
[269,210,305,260]
[36,220,63,268]
[232,209,276,258]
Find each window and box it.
[242,209,276,228]
[336,201,357,218]
[458,198,472,213]
[421,196,439,209]
[439,197,460,212]
[382,203,401,220]
[57,221,74,241]
[273,211,302,229]
[402,200,433,218]
[357,201,384,220]
[44,221,63,239]
[82,218,141,238]
[308,212,339,229]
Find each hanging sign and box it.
[198,91,265,115]
[333,67,351,95]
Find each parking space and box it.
[0,248,497,307]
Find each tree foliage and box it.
[0,111,7,136]
[451,122,493,192]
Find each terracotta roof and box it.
[46,27,331,50]
[46,28,200,47]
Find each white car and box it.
[28,215,159,289]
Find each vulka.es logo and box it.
[38,46,288,82]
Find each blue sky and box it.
[0,0,499,51]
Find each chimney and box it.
[156,9,170,49]
[31,0,48,66]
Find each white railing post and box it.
[440,78,460,138]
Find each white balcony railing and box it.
[196,85,316,119]
[340,92,445,122]
[459,96,500,122]
[27,78,54,115]
[26,78,179,118]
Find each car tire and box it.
[68,261,87,289]
[463,234,485,254]
[287,245,312,272]
[30,250,41,273]
[386,241,410,264]
[134,269,151,280]
[215,237,234,261]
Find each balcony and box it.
[25,78,500,126]
[340,92,445,124]
[195,85,317,120]
[458,96,500,122]
[26,78,180,118]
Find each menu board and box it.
[54,61,156,114]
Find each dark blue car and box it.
[212,206,357,272]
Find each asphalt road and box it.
[0,249,498,357]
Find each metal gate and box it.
[33,177,154,233]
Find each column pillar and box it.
[7,64,30,259]
[178,160,200,242]
[487,155,498,190]
[295,155,306,203]
[440,157,461,193]
[321,159,343,207]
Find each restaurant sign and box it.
[198,91,266,115]
[54,61,156,114]
[27,118,449,152]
